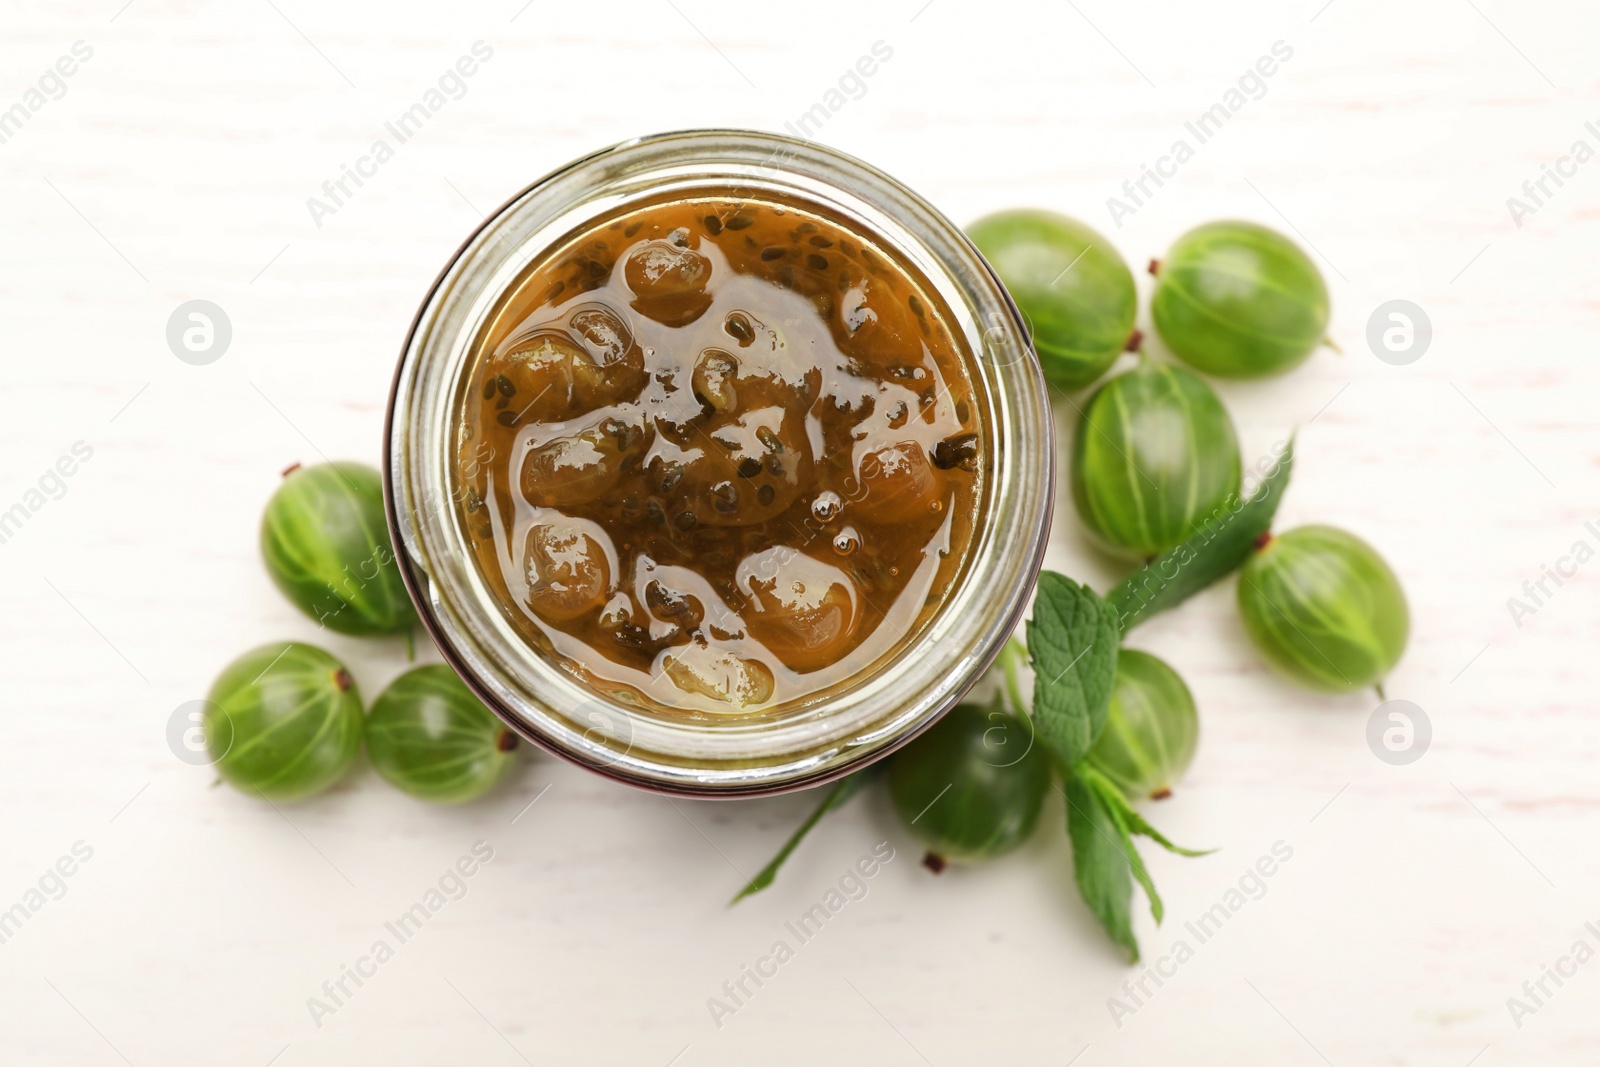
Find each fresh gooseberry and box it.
[967,209,1137,390]
[260,462,416,636]
[205,642,364,801]
[1087,650,1198,801]
[888,703,1050,866]
[1071,361,1241,559]
[1150,220,1330,378]
[1237,525,1409,692]
[366,665,519,803]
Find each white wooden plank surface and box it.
[2,0,1597,1064]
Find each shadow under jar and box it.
[386,130,1052,796]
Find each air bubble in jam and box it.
[455,191,983,714]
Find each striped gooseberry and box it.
[1150,220,1331,378]
[967,209,1137,390]
[888,703,1050,867]
[366,666,520,803]
[1237,525,1409,693]
[1087,650,1198,801]
[204,642,364,801]
[260,462,416,636]
[1070,361,1241,559]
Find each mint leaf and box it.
[1097,782,1165,926]
[730,767,879,904]
[1063,775,1139,962]
[1107,437,1296,632]
[1066,761,1217,959]
[1079,761,1213,858]
[1025,572,1120,766]
[1116,802,1213,858]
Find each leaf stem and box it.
[1001,637,1029,721]
[729,766,882,905]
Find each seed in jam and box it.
[454,191,983,714]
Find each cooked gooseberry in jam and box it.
[454,192,984,714]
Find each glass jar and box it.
[384,129,1052,797]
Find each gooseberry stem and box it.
[1323,335,1343,355]
[1000,637,1029,721]
[1374,682,1386,701]
[404,626,415,662]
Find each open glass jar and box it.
[385,129,1051,797]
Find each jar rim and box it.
[383,128,1053,797]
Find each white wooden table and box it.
[3,1,1597,1063]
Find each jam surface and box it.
[454,191,984,714]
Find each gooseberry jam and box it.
[452,192,984,714]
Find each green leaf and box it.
[1062,774,1139,962]
[1116,804,1214,858]
[1107,437,1296,632]
[1025,572,1120,766]
[1097,783,1164,925]
[729,767,880,905]
[1065,762,1219,960]
[1079,761,1214,858]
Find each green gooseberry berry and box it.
[1071,361,1242,559]
[1087,650,1198,802]
[967,209,1137,390]
[1237,525,1409,693]
[366,666,519,803]
[888,703,1050,867]
[205,642,364,801]
[260,461,416,636]
[1150,220,1331,378]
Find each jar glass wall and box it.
[385,129,1051,796]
